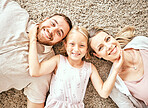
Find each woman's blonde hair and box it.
[115,26,135,48]
[61,26,91,60]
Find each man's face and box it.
[37,15,70,46]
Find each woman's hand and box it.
[28,24,39,42]
[113,50,124,72]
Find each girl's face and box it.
[90,31,121,62]
[65,31,88,61]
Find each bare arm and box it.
[28,25,58,77]
[27,99,44,108]
[90,50,124,98]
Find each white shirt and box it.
[0,0,54,103]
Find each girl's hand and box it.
[28,24,39,42]
[113,50,124,72]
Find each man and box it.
[0,0,72,107]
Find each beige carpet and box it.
[0,0,148,108]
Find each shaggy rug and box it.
[0,0,147,107]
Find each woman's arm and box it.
[28,25,58,77]
[90,50,124,98]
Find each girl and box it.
[29,26,123,108]
[89,26,148,108]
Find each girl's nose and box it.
[74,45,79,51]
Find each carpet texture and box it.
[0,0,148,108]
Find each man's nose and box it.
[50,27,58,32]
[47,27,58,34]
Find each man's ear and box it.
[93,53,101,58]
[63,40,67,48]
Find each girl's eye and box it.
[80,45,85,47]
[70,43,74,46]
[106,37,110,42]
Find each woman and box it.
[89,26,148,108]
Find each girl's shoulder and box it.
[83,60,92,67]
[90,63,97,71]
[84,62,97,73]
[56,54,68,65]
[50,54,61,65]
[52,54,60,59]
[53,54,66,60]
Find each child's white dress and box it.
[45,55,92,108]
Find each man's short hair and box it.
[50,13,72,30]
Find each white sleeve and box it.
[0,0,12,12]
[0,0,29,38]
[124,36,148,50]
[0,0,8,13]
[110,87,136,108]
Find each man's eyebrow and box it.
[104,36,106,41]
[53,19,58,24]
[53,19,64,37]
[60,29,64,37]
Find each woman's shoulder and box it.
[129,36,148,45]
[124,36,148,49]
[132,36,148,41]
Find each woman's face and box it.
[90,31,121,62]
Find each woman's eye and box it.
[106,37,110,42]
[80,44,85,47]
[98,46,103,51]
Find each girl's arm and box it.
[90,50,123,98]
[28,25,59,77]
